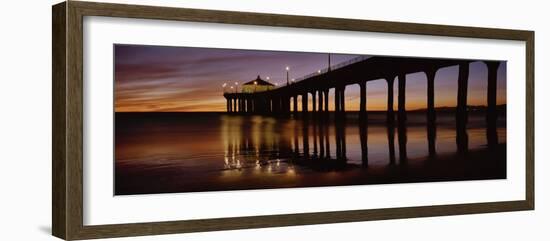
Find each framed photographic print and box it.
[52,1,534,240]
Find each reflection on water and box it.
[115,112,506,195]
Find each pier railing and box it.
[290,55,371,85]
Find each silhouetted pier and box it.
[223,55,502,161]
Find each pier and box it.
[223,55,502,161]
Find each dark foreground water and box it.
[115,112,506,195]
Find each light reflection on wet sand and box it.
[115,112,506,195]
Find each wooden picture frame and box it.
[52,1,534,240]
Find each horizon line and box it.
[115,104,506,113]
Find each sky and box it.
[114,45,506,112]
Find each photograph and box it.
[114,44,507,195]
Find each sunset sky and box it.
[114,45,506,112]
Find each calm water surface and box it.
[115,112,506,195]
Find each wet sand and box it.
[116,145,505,195]
[115,112,506,195]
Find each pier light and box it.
[233,82,239,92]
[286,66,290,85]
[222,83,227,87]
[266,76,270,80]
[230,86,233,89]
[317,69,321,73]
[254,81,258,85]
